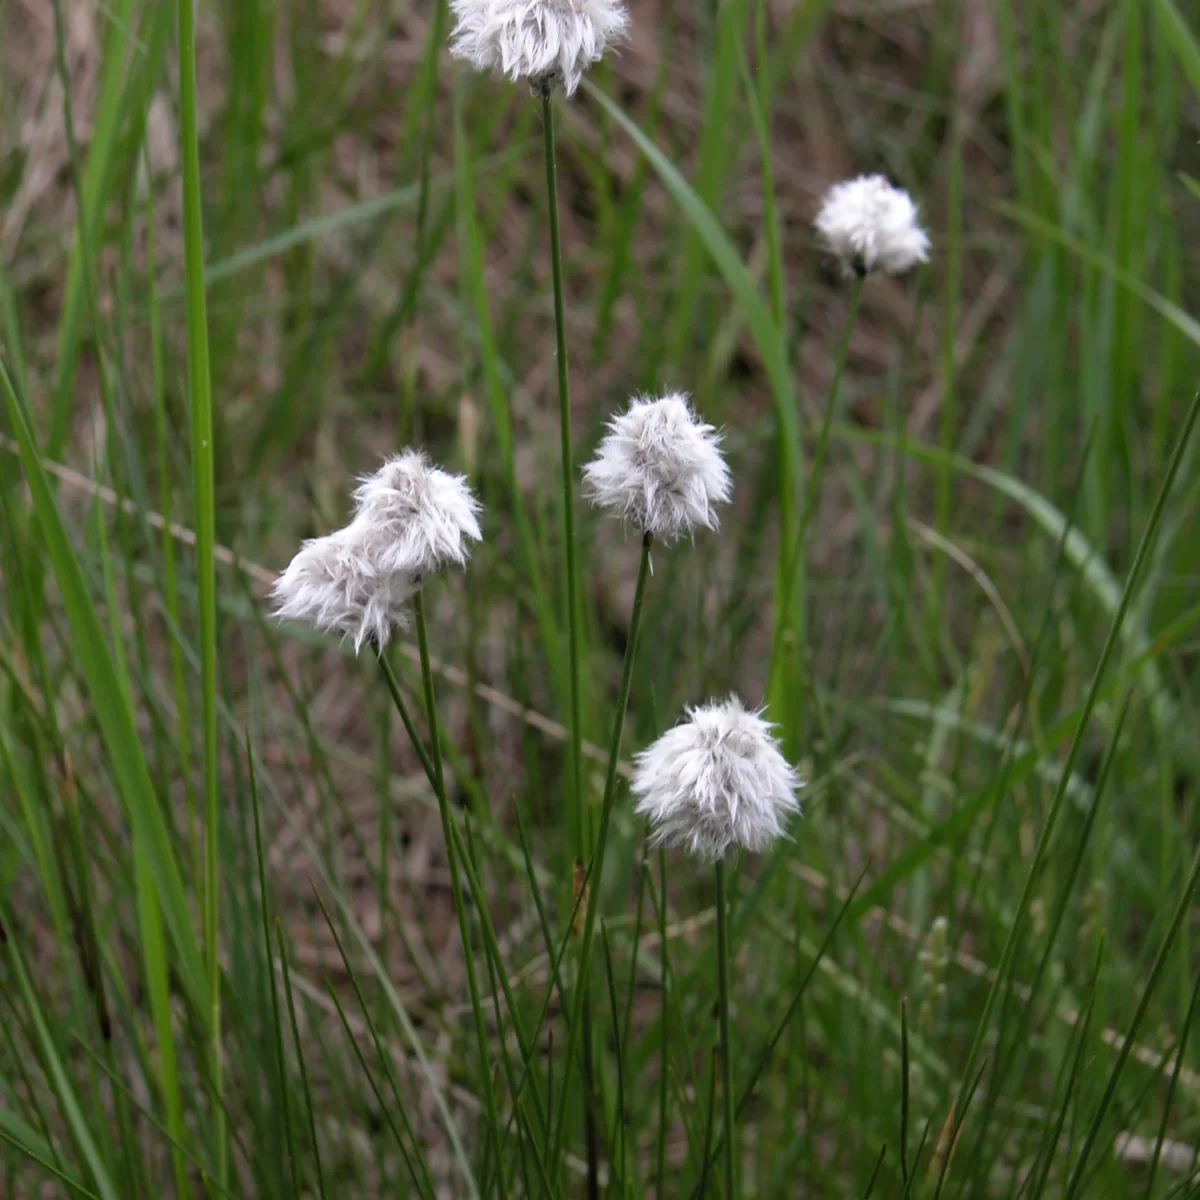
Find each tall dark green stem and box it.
[540,82,585,854]
[715,858,736,1200]
[412,592,506,1191]
[177,0,223,1179]
[542,77,595,1195]
[551,533,653,1168]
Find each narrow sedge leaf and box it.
[0,1123,101,1200]
[1028,949,1103,1200]
[176,0,224,1176]
[1152,0,1200,99]
[276,921,329,1200]
[830,424,1183,760]
[863,1144,887,1198]
[950,386,1200,1138]
[582,81,800,486]
[0,361,207,1013]
[70,1039,242,1200]
[247,739,298,1195]
[311,888,436,1200]
[324,979,428,1200]
[1143,964,1200,1197]
[1063,839,1200,1198]
[688,866,865,1197]
[1,924,120,1200]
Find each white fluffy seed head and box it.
[352,450,483,578]
[814,175,930,277]
[632,696,803,861]
[582,393,732,542]
[272,517,417,653]
[449,0,628,96]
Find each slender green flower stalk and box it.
[448,0,631,861]
[272,450,507,1169]
[539,83,588,863]
[768,275,863,707]
[411,589,508,1187]
[770,174,930,719]
[176,0,223,1178]
[549,391,733,1171]
[447,12,630,1184]
[539,79,596,1196]
[550,529,653,1173]
[632,696,803,1189]
[714,858,736,1199]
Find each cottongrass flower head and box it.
[583,392,731,542]
[814,174,930,277]
[352,450,482,579]
[273,450,482,652]
[449,0,628,96]
[632,696,802,861]
[272,518,418,653]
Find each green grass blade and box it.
[247,740,297,1195]
[831,424,1185,758]
[46,0,134,456]
[275,920,328,1200]
[953,385,1200,1162]
[1142,964,1200,1197]
[0,361,207,1012]
[0,1123,100,1200]
[175,0,224,1177]
[1152,0,1200,98]
[1063,839,1200,1198]
[1,924,120,1200]
[582,81,799,476]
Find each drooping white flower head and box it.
[583,393,731,542]
[632,696,802,861]
[272,518,418,652]
[273,450,481,652]
[449,0,628,96]
[352,450,482,579]
[814,175,930,277]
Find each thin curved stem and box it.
[541,83,585,856]
[380,645,555,1173]
[542,77,597,1196]
[551,532,653,1169]
[715,859,737,1200]
[412,591,506,1192]
[376,648,435,787]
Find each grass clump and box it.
[1,0,1200,1196]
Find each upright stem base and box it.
[715,858,737,1200]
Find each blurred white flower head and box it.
[632,696,802,861]
[272,518,417,652]
[352,450,482,578]
[449,0,628,96]
[814,175,930,277]
[583,392,731,542]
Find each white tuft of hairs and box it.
[814,175,930,277]
[273,450,481,652]
[272,517,417,653]
[352,450,482,578]
[449,0,628,96]
[632,696,802,861]
[582,392,731,542]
